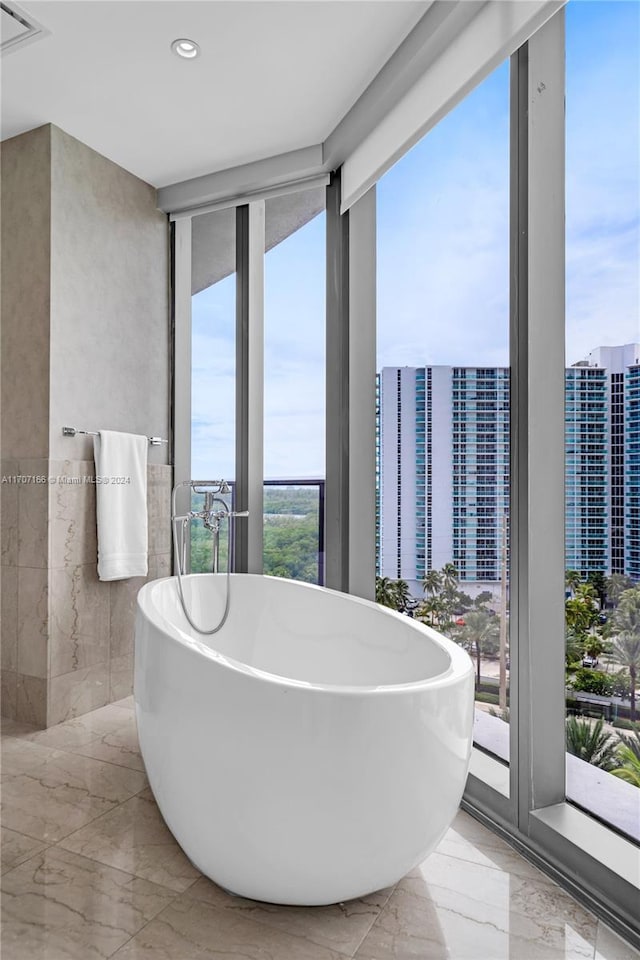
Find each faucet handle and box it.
[230,510,249,518]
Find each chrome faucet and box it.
[171,480,249,575]
[170,479,250,634]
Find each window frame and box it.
[171,6,640,945]
[463,10,639,944]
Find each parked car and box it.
[582,654,599,668]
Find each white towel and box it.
[93,431,148,581]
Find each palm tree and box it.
[565,716,618,771]
[606,573,634,608]
[474,590,494,609]
[610,588,640,721]
[417,596,444,628]
[575,582,597,602]
[423,569,443,598]
[586,571,607,609]
[565,569,582,596]
[565,630,584,668]
[612,730,640,788]
[565,595,599,637]
[376,576,398,610]
[441,563,459,592]
[458,609,499,686]
[392,579,410,613]
[376,577,411,613]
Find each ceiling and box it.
[1,1,430,189]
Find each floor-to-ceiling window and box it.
[174,4,639,938]
[564,0,640,841]
[376,61,511,764]
[263,196,326,583]
[190,208,236,573]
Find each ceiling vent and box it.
[1,1,49,56]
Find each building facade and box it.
[377,344,640,596]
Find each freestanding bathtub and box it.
[135,574,474,906]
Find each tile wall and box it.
[1,123,170,729]
[1,461,172,727]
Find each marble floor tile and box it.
[67,719,145,771]
[355,850,601,960]
[110,894,356,960]
[15,701,135,751]
[1,739,146,842]
[404,851,598,949]
[354,883,503,960]
[185,875,394,956]
[1,735,65,777]
[59,788,201,893]
[2,697,638,960]
[354,883,598,960]
[1,828,48,875]
[0,845,177,960]
[435,810,547,882]
[1,716,36,738]
[595,923,640,960]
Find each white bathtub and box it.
[134,574,475,906]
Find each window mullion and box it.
[235,202,265,574]
[520,7,567,821]
[172,217,193,570]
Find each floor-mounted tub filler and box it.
[135,573,475,906]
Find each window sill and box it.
[469,745,510,797]
[531,802,640,890]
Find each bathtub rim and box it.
[136,573,474,697]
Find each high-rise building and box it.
[377,344,640,596]
[627,364,640,580]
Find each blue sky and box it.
[192,0,639,481]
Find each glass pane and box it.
[190,209,236,573]
[263,482,323,585]
[565,0,640,842]
[377,63,511,764]
[263,192,325,582]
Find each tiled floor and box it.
[1,701,638,960]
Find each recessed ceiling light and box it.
[171,38,200,59]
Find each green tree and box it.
[456,590,474,613]
[606,573,635,608]
[566,595,599,636]
[441,563,459,592]
[458,609,500,686]
[376,576,395,608]
[417,596,445,629]
[565,631,584,669]
[583,634,605,660]
[474,590,494,609]
[392,579,410,613]
[376,577,407,611]
[586,571,607,608]
[571,669,614,697]
[565,716,618,771]
[610,588,640,721]
[565,569,582,595]
[263,514,319,582]
[612,730,640,788]
[423,569,443,598]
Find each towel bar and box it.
[62,426,168,446]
